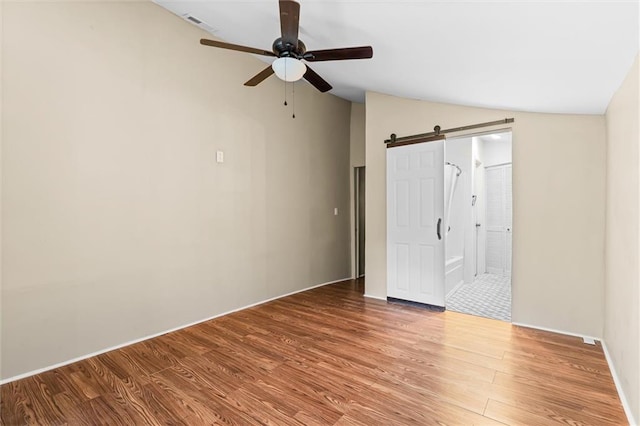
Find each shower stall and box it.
[444,161,464,296]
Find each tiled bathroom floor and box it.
[446,273,511,322]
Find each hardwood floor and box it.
[1,279,627,425]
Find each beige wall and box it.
[0,0,4,377]
[1,1,351,380]
[349,103,365,276]
[604,54,639,424]
[350,103,366,168]
[365,91,607,337]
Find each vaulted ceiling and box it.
[155,0,639,115]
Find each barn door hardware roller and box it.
[385,118,514,148]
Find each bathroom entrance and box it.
[444,131,512,322]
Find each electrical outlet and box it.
[216,151,224,163]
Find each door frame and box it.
[354,167,366,278]
[442,128,513,283]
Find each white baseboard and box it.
[363,293,387,301]
[512,321,636,425]
[511,321,601,343]
[601,341,637,426]
[0,277,351,385]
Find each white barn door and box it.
[485,164,512,276]
[387,141,445,307]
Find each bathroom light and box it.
[272,57,307,82]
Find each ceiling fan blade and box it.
[244,66,275,87]
[303,66,332,93]
[279,0,300,48]
[304,46,373,62]
[200,39,275,57]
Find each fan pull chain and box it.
[292,82,296,119]
[283,64,288,106]
[284,81,287,106]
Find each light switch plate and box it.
[334,208,338,216]
[216,151,224,163]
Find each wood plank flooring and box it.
[1,279,628,425]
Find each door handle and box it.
[437,218,442,240]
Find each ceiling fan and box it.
[200,0,373,93]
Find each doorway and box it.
[445,131,512,322]
[485,163,512,276]
[354,167,366,278]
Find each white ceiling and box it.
[478,131,512,144]
[155,0,639,114]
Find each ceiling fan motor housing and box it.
[199,1,372,93]
[272,37,306,58]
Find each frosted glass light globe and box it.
[271,57,307,82]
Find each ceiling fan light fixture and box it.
[272,57,307,82]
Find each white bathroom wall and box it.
[473,137,486,276]
[483,133,512,166]
[445,139,470,258]
[445,137,474,284]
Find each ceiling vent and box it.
[181,13,216,33]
